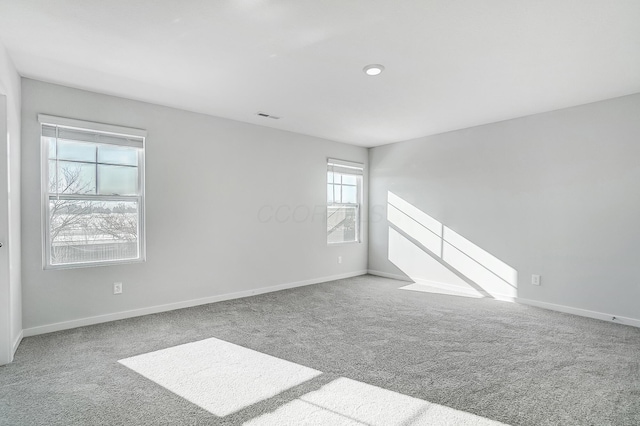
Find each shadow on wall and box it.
[387,192,517,301]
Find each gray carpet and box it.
[1,275,639,425]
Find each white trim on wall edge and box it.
[367,269,412,282]
[516,297,640,329]
[12,330,23,356]
[23,270,367,337]
[369,270,639,327]
[368,270,515,302]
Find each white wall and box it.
[0,40,22,363]
[369,94,640,323]
[19,79,640,336]
[21,79,368,333]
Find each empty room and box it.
[1,1,639,425]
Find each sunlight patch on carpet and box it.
[118,337,321,416]
[120,337,509,425]
[246,377,509,426]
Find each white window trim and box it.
[38,114,147,140]
[39,115,147,269]
[327,158,363,245]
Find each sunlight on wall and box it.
[443,227,517,286]
[120,338,509,425]
[118,337,321,416]
[389,227,484,298]
[388,192,442,255]
[387,192,517,300]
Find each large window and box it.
[39,115,146,268]
[327,159,363,244]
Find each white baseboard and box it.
[400,280,484,298]
[23,270,368,337]
[376,269,636,326]
[12,330,23,356]
[516,297,640,328]
[367,270,515,301]
[367,269,412,282]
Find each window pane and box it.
[327,171,334,184]
[327,184,334,203]
[98,145,138,166]
[49,199,139,266]
[57,140,96,162]
[49,160,58,193]
[342,174,356,185]
[98,165,138,195]
[342,185,357,203]
[46,137,56,159]
[327,206,358,243]
[56,161,96,194]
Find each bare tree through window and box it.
[41,117,145,268]
[49,163,140,264]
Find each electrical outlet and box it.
[113,282,123,294]
[531,274,541,286]
[337,256,342,264]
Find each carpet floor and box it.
[1,274,639,425]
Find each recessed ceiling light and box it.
[363,64,385,76]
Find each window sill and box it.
[44,257,145,270]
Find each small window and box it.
[39,115,146,268]
[327,159,363,244]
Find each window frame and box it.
[327,158,363,245]
[39,115,147,269]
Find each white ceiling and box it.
[0,0,638,147]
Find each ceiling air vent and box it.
[257,112,280,120]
